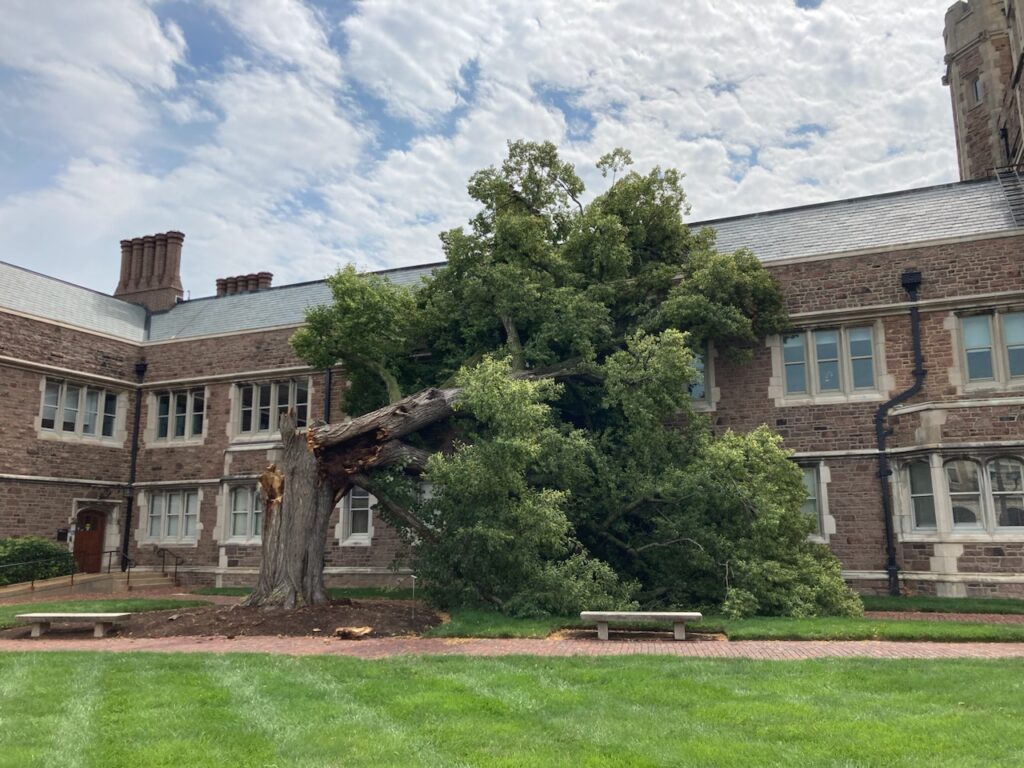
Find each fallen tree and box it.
[244,141,860,618]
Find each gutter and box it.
[121,360,148,571]
[874,270,925,596]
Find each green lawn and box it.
[426,609,1024,642]
[0,598,207,630]
[862,595,1024,615]
[1,653,1023,767]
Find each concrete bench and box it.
[16,612,131,638]
[580,611,703,641]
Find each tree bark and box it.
[243,412,338,609]
[309,387,461,452]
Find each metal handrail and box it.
[154,547,184,586]
[102,550,136,588]
[0,553,77,591]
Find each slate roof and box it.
[696,177,1016,262]
[1,180,1020,342]
[146,262,441,341]
[0,260,148,341]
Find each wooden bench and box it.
[580,611,703,641]
[15,612,131,638]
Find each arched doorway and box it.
[73,509,106,573]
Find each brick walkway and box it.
[2,634,1024,659]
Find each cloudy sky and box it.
[1,0,959,297]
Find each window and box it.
[155,388,205,440]
[988,458,1024,528]
[782,326,876,397]
[228,486,262,541]
[945,459,983,528]
[907,461,937,530]
[237,379,309,435]
[40,378,119,438]
[960,312,1024,386]
[971,75,984,105]
[926,457,1024,533]
[338,486,375,545]
[800,466,822,535]
[689,351,706,401]
[145,489,199,543]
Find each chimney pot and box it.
[114,230,185,311]
[258,271,273,290]
[246,274,259,292]
[216,278,227,297]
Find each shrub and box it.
[0,536,75,586]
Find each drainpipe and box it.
[122,360,148,571]
[874,270,925,596]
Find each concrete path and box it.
[3,634,1024,659]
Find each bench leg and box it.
[30,622,50,638]
[673,622,686,641]
[597,622,609,641]
[94,622,112,638]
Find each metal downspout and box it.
[874,270,925,596]
[121,360,147,571]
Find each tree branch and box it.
[309,387,461,453]
[348,472,436,543]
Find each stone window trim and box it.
[968,72,983,106]
[36,376,126,445]
[952,309,1024,393]
[228,377,312,443]
[767,320,892,407]
[335,486,375,547]
[797,461,836,544]
[145,386,208,447]
[688,342,721,412]
[895,452,1024,544]
[223,483,263,546]
[137,487,202,548]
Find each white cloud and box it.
[0,0,962,296]
[203,0,343,86]
[0,0,185,151]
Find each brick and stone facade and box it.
[2,4,1024,594]
[2,201,1023,596]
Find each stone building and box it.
[1,1,1023,596]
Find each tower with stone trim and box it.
[943,1,1024,179]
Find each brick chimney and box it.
[114,231,185,312]
[215,271,273,297]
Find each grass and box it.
[862,594,1024,615]
[191,587,1024,641]
[0,598,207,630]
[192,586,417,600]
[2,652,1024,767]
[425,609,1024,642]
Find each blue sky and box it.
[0,0,958,296]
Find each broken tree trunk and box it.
[308,387,461,452]
[243,412,338,609]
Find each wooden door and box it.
[73,510,105,573]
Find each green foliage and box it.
[413,357,635,616]
[291,265,416,406]
[292,140,859,619]
[0,536,74,586]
